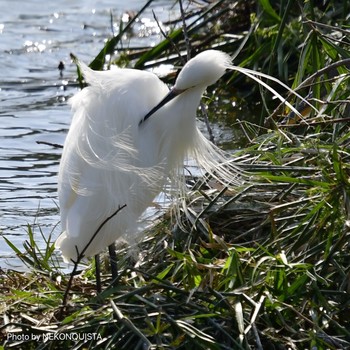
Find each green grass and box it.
[1,0,350,349]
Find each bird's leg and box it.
[108,243,118,283]
[95,254,102,293]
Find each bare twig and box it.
[294,59,350,92]
[279,116,350,128]
[179,0,191,60]
[268,59,350,123]
[200,102,216,144]
[62,204,127,307]
[152,10,185,64]
[36,141,63,149]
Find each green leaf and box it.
[261,173,330,188]
[89,0,154,70]
[259,0,281,22]
[319,36,350,60]
[154,264,174,281]
[287,273,309,296]
[2,235,36,267]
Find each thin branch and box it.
[267,59,350,124]
[294,59,350,92]
[279,116,350,127]
[200,102,215,144]
[61,204,127,307]
[36,141,63,149]
[304,19,350,36]
[152,10,185,64]
[179,0,191,60]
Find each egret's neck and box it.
[172,86,206,125]
[160,86,206,167]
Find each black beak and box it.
[139,88,186,126]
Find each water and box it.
[0,0,180,269]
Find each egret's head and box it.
[139,50,231,125]
[174,50,231,90]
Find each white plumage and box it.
[56,50,238,263]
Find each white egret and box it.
[56,50,241,272]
